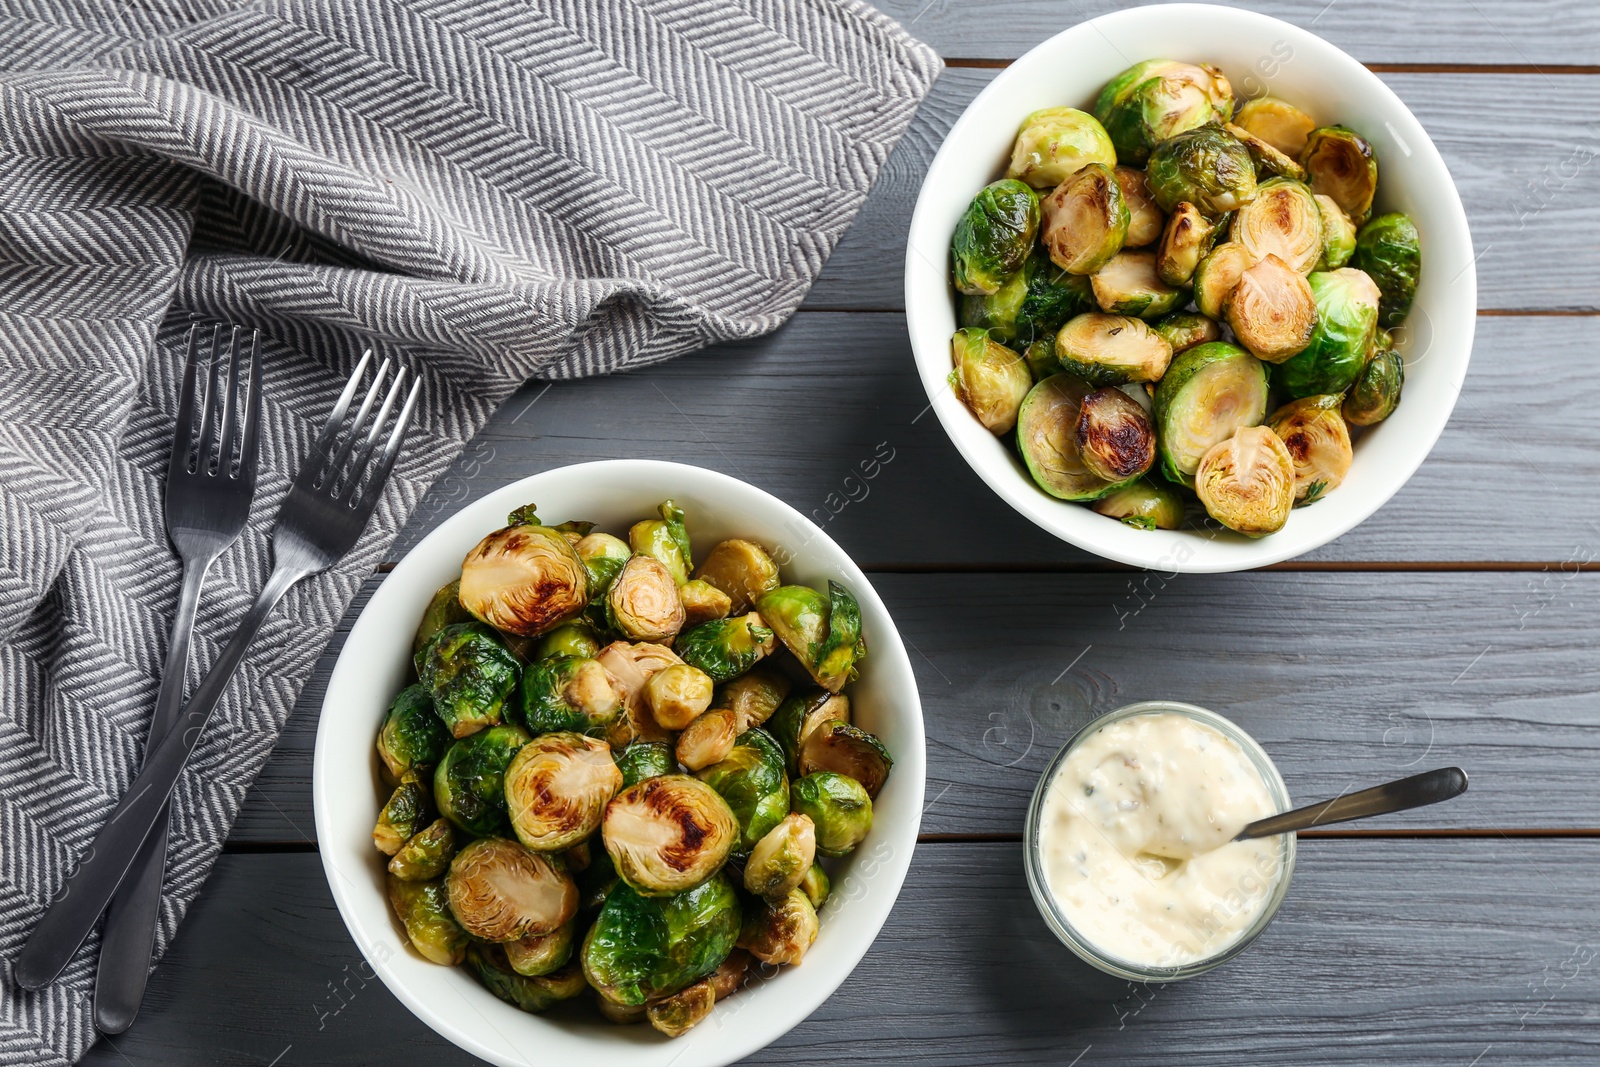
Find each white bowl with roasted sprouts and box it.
[905,4,1475,572]
[313,460,924,1067]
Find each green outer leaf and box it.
[377,684,450,779]
[1152,342,1269,485]
[696,728,789,853]
[433,724,530,836]
[411,580,471,660]
[517,654,616,737]
[1344,344,1405,426]
[376,768,434,850]
[505,503,542,526]
[1351,212,1421,328]
[676,615,774,683]
[756,585,828,668]
[951,179,1040,295]
[659,500,694,575]
[1274,270,1379,399]
[815,581,865,685]
[388,818,456,881]
[1145,126,1258,216]
[614,741,675,789]
[580,874,742,1006]
[415,623,520,738]
[388,875,469,965]
[790,771,873,857]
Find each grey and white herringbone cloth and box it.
[0,1,939,1060]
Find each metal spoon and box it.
[1235,767,1469,840]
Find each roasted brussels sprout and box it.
[1145,125,1258,216]
[1041,162,1128,276]
[446,836,577,942]
[573,532,631,599]
[951,328,1028,435]
[951,178,1041,294]
[1053,313,1173,386]
[1300,125,1377,225]
[1230,178,1323,274]
[791,771,873,856]
[1023,335,1060,382]
[1223,121,1308,182]
[1274,267,1380,398]
[1153,342,1270,484]
[647,978,716,1037]
[580,873,742,1006]
[388,875,468,965]
[518,654,622,737]
[1268,394,1354,504]
[708,948,752,999]
[1195,425,1297,536]
[1226,254,1317,362]
[676,707,741,772]
[1017,374,1121,502]
[459,513,589,637]
[467,945,586,1012]
[1155,201,1223,287]
[799,863,831,910]
[413,579,471,660]
[798,720,893,798]
[1151,311,1221,353]
[1315,194,1357,271]
[533,621,600,661]
[1093,60,1232,165]
[1006,107,1117,190]
[1344,341,1404,426]
[595,640,681,748]
[645,663,715,730]
[629,500,693,586]
[744,813,816,900]
[714,667,792,731]
[693,539,780,616]
[1234,96,1315,159]
[678,579,732,627]
[606,555,686,642]
[388,817,457,881]
[697,728,789,852]
[503,919,576,977]
[602,775,739,894]
[1090,250,1185,319]
[737,889,818,966]
[1352,212,1421,327]
[377,684,450,781]
[374,768,434,855]
[433,723,530,836]
[757,581,865,694]
[415,622,520,738]
[1091,477,1188,531]
[504,731,621,851]
[614,741,675,789]
[958,250,1097,346]
[1074,386,1156,484]
[769,689,850,778]
[1115,166,1165,248]
[1192,241,1257,319]
[682,613,780,686]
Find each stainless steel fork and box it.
[15,351,422,991]
[93,324,262,1034]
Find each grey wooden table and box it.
[84,2,1600,1063]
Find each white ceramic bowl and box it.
[313,460,925,1067]
[905,3,1476,572]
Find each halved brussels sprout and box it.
[694,539,780,616]
[1195,425,1297,536]
[413,579,471,660]
[798,720,893,798]
[595,640,682,748]
[446,836,577,942]
[533,622,599,663]
[388,817,457,881]
[1053,313,1173,386]
[459,513,589,638]
[958,250,1097,346]
[388,875,468,965]
[949,329,1031,434]
[1146,126,1258,216]
[1090,250,1185,319]
[647,978,716,1038]
[679,613,776,683]
[1274,267,1380,398]
[756,582,865,694]
[737,889,818,966]
[1230,178,1323,274]
[697,727,789,852]
[467,945,586,1013]
[505,731,621,851]
[573,531,631,599]
[1193,241,1257,320]
[581,873,741,1006]
[769,690,850,777]
[1226,254,1317,362]
[602,775,739,894]
[377,684,450,781]
[1300,125,1377,225]
[433,723,530,836]
[744,813,816,900]
[799,863,831,910]
[714,667,792,731]
[1115,167,1165,248]
[951,178,1041,294]
[629,500,693,586]
[503,918,576,977]
[1344,341,1404,426]
[607,555,686,642]
[790,771,873,857]
[1153,342,1270,484]
[375,768,433,855]
[1268,394,1354,504]
[1223,121,1307,182]
[676,707,741,772]
[519,654,622,737]
[1151,311,1221,353]
[1314,194,1357,271]
[1074,386,1156,484]
[1093,61,1232,165]
[645,663,715,730]
[1006,107,1117,190]
[614,741,675,789]
[1017,374,1122,502]
[1152,202,1220,287]
[679,579,732,628]
[1234,96,1315,159]
[416,622,520,739]
[1091,477,1188,531]
[1352,212,1421,327]
[1041,163,1128,276]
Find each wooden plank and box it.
[234,569,1600,842]
[803,69,1600,312]
[80,841,1600,1065]
[874,0,1600,66]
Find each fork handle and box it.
[15,561,307,991]
[92,555,211,1032]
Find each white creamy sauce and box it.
[1038,712,1283,967]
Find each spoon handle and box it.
[1236,767,1468,840]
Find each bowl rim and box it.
[904,2,1476,572]
[311,458,926,1067]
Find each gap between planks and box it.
[943,58,1600,74]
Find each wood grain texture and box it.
[233,569,1600,842]
[802,69,1600,312]
[80,842,1600,1065]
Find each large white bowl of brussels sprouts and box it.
[905,4,1475,571]
[312,460,924,1067]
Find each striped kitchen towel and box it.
[0,1,939,1060]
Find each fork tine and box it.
[194,325,223,474]
[168,325,203,478]
[355,375,422,512]
[302,349,374,482]
[238,331,263,483]
[214,327,242,476]
[341,367,407,506]
[322,359,390,491]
